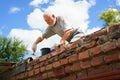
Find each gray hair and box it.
[43,10,55,17]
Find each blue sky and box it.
[0,0,120,58]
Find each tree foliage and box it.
[99,8,120,27]
[0,37,28,62]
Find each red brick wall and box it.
[1,23,120,80]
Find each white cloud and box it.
[27,8,47,30]
[9,7,21,13]
[116,0,120,6]
[8,29,42,51]
[30,0,49,7]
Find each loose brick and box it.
[80,60,91,69]
[91,56,104,66]
[104,53,119,63]
[90,46,102,56]
[79,50,89,60]
[72,62,81,72]
[69,54,78,63]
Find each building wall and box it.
[1,23,120,80]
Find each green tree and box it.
[99,7,120,27]
[0,37,28,62]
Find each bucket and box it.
[40,48,51,56]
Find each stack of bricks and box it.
[1,23,120,80]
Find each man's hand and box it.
[32,43,37,52]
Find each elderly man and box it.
[32,10,84,52]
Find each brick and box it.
[28,70,34,77]
[79,50,89,60]
[77,70,87,79]
[88,65,112,76]
[24,71,28,78]
[60,58,69,66]
[34,63,39,69]
[92,28,107,37]
[80,60,91,69]
[50,51,59,57]
[95,74,120,80]
[85,40,97,48]
[76,46,83,52]
[102,41,116,52]
[109,24,120,32]
[69,54,78,63]
[90,46,102,56]
[10,76,16,80]
[39,61,45,67]
[42,72,48,79]
[72,62,81,72]
[19,72,25,79]
[53,61,61,68]
[61,74,76,80]
[59,52,69,59]
[117,38,120,47]
[65,64,72,73]
[46,64,52,71]
[91,56,104,66]
[48,71,55,78]
[111,63,120,71]
[40,55,48,61]
[104,53,119,63]
[32,58,39,65]
[54,66,65,77]
[40,66,45,72]
[35,74,42,80]
[34,68,40,75]
[49,78,59,80]
[26,65,33,71]
[66,42,78,49]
